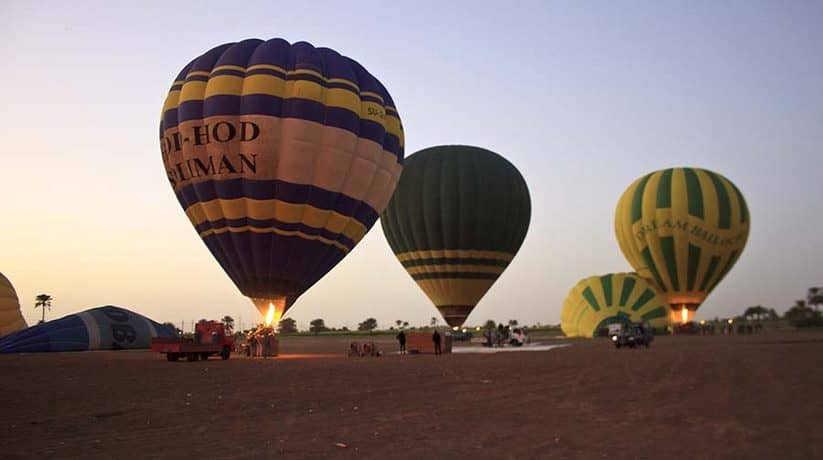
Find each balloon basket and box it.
[245,329,279,358]
[405,332,452,354]
[260,335,279,357]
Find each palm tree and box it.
[395,319,403,329]
[784,299,818,327]
[34,294,53,324]
[221,315,235,333]
[808,287,823,311]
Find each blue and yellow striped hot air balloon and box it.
[561,273,670,337]
[615,167,749,324]
[160,39,403,323]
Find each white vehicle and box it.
[509,329,527,347]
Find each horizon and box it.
[2,1,822,331]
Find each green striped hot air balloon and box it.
[561,273,671,337]
[615,167,750,324]
[381,145,531,327]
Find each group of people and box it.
[483,324,527,348]
[243,325,276,357]
[349,341,383,357]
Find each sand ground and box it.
[1,331,821,459]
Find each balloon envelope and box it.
[0,272,26,337]
[381,145,531,327]
[561,273,671,337]
[615,167,749,323]
[159,38,404,321]
[0,306,175,353]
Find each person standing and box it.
[248,335,257,358]
[432,329,442,355]
[396,330,407,354]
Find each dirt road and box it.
[1,331,821,459]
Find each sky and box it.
[1,1,821,331]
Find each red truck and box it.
[151,320,235,361]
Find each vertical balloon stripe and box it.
[656,168,673,208]
[631,174,652,222]
[600,274,613,305]
[76,311,101,349]
[709,250,739,292]
[630,289,656,311]
[619,276,636,306]
[699,255,722,291]
[582,287,601,312]
[642,306,668,321]
[641,247,666,291]
[687,243,701,291]
[660,236,680,291]
[695,169,719,229]
[730,181,749,224]
[683,168,704,219]
[706,170,732,229]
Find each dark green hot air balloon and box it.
[381,145,531,327]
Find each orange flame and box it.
[265,302,275,326]
[252,296,285,329]
[681,308,688,323]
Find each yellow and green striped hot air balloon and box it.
[381,145,531,327]
[561,273,670,337]
[615,167,750,324]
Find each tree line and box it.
[740,286,823,328]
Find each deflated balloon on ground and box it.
[0,305,175,353]
[561,272,671,338]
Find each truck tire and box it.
[200,352,210,361]
[166,353,179,362]
[187,352,198,362]
[221,347,230,360]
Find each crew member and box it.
[432,329,442,355]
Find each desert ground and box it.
[1,331,821,459]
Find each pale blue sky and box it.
[1,1,821,330]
